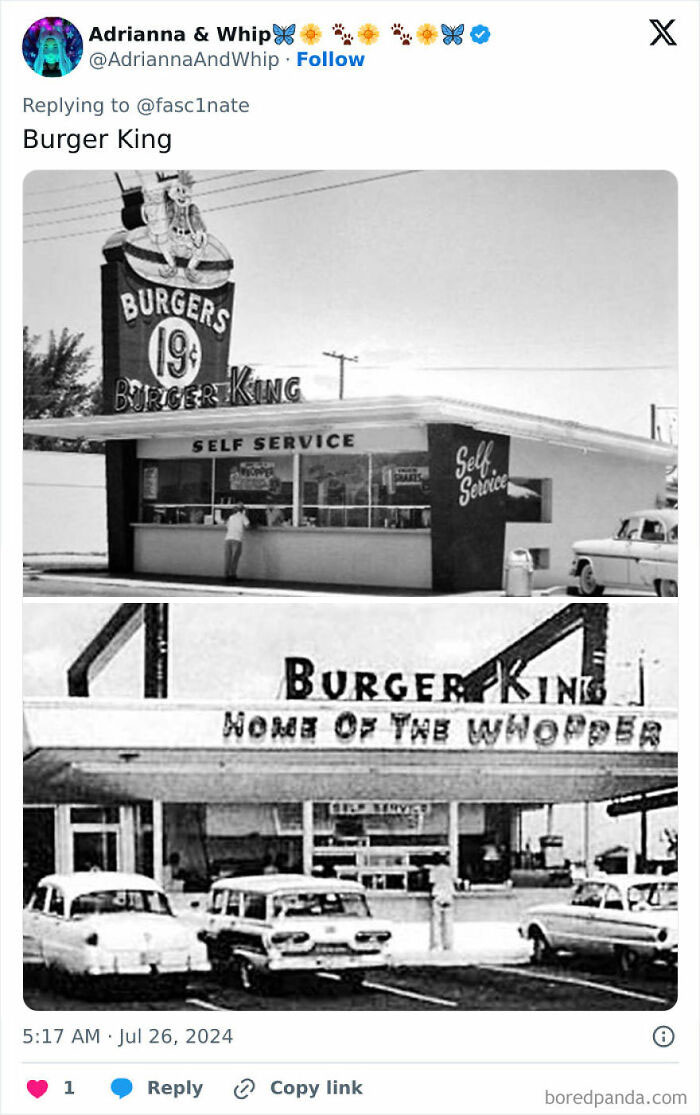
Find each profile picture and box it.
[22,16,83,77]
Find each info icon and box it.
[22,16,83,76]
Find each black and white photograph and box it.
[23,598,677,1011]
[23,169,677,598]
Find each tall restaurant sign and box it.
[102,171,235,416]
[428,424,511,592]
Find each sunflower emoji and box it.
[416,23,438,45]
[300,23,322,45]
[357,23,380,45]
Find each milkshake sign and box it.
[455,440,509,507]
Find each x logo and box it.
[650,18,677,45]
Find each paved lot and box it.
[25,957,676,1012]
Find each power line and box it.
[24,168,257,203]
[24,173,117,198]
[24,170,421,245]
[205,170,420,216]
[25,169,294,223]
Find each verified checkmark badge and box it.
[470,25,491,43]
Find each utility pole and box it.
[323,350,358,400]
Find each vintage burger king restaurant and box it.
[23,171,676,593]
[23,603,678,896]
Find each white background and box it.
[2,1,698,1113]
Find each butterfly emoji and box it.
[273,23,295,45]
[441,23,464,45]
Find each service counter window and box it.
[302,454,369,528]
[302,452,430,529]
[214,456,293,527]
[140,459,213,525]
[371,453,431,529]
[138,451,431,529]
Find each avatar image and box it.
[22,17,83,77]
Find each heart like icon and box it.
[27,1081,48,1099]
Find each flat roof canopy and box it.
[23,395,676,463]
[24,699,678,806]
[23,747,677,806]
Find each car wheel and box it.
[616,946,639,976]
[578,563,604,597]
[528,928,553,965]
[658,579,678,598]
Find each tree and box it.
[23,327,102,451]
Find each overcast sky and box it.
[24,599,677,707]
[24,169,677,437]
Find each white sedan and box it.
[23,871,210,992]
[570,509,678,597]
[520,874,677,975]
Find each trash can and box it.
[504,548,534,596]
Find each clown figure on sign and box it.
[140,171,208,284]
[162,171,209,282]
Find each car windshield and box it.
[272,891,370,918]
[627,881,678,911]
[70,889,173,918]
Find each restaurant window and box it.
[137,451,431,530]
[371,452,431,529]
[140,459,213,525]
[302,454,369,528]
[506,478,552,523]
[70,806,120,825]
[214,456,293,528]
[302,452,430,529]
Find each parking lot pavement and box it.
[24,571,652,598]
[24,958,676,1012]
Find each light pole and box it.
[323,350,358,400]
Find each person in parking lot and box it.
[428,852,455,950]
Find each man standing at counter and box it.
[428,852,456,951]
[224,503,250,582]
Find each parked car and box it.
[198,874,393,990]
[23,871,210,992]
[570,509,678,596]
[520,874,678,974]
[638,543,678,597]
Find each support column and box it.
[152,799,164,885]
[640,795,648,873]
[510,806,522,867]
[545,804,555,836]
[448,801,459,878]
[583,802,593,874]
[119,806,136,873]
[54,805,72,874]
[292,455,302,528]
[302,801,314,875]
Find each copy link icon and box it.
[234,1078,256,1100]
